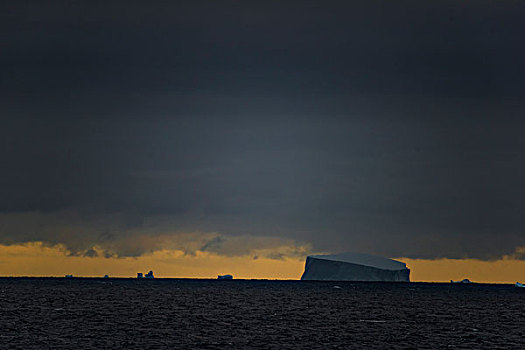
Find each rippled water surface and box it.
[1,278,524,349]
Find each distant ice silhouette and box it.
[65,274,73,278]
[137,271,154,278]
[217,274,233,280]
[516,282,524,288]
[301,252,410,281]
[103,275,109,278]
[451,279,472,283]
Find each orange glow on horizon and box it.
[0,242,304,279]
[399,257,525,284]
[1,242,525,283]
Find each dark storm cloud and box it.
[1,1,525,259]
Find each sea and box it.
[1,278,524,349]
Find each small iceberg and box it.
[217,274,233,280]
[137,271,155,279]
[65,274,73,278]
[103,275,109,279]
[451,279,471,284]
[516,282,525,288]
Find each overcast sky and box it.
[1,0,525,260]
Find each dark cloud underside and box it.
[1,0,525,259]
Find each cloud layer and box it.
[1,1,525,260]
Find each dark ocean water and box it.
[1,278,524,349]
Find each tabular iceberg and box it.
[300,252,410,282]
[451,279,472,284]
[217,274,233,280]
